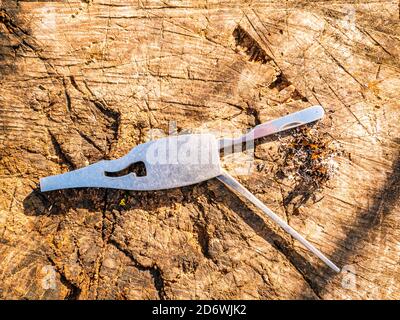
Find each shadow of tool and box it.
[23,185,189,218]
[23,187,109,217]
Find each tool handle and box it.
[217,171,340,273]
[218,105,324,149]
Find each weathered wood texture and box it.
[0,0,399,299]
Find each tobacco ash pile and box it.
[275,126,342,212]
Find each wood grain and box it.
[0,0,399,299]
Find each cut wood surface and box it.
[0,0,399,299]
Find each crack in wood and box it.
[48,130,75,170]
[233,25,272,64]
[109,239,167,300]
[47,256,82,300]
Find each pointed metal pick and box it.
[217,170,340,272]
[218,105,325,150]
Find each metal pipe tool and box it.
[40,105,340,272]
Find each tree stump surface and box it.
[0,0,399,299]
